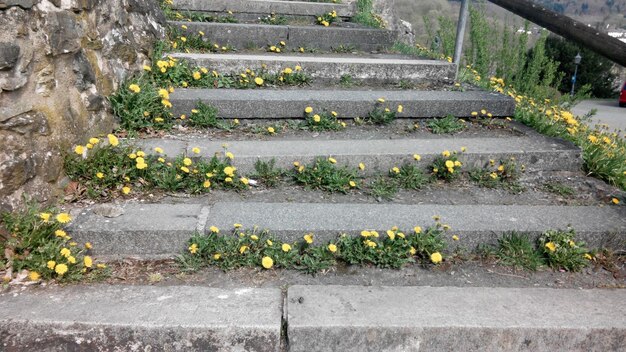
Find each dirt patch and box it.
[141,117,524,142]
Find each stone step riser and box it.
[170,21,396,52]
[0,286,283,352]
[169,89,515,118]
[172,0,354,18]
[168,53,457,85]
[287,286,626,352]
[137,138,581,176]
[3,285,624,352]
[67,203,626,256]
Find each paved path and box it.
[572,99,626,136]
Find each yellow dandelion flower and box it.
[107,134,119,146]
[84,256,93,268]
[545,242,556,252]
[189,243,198,254]
[74,145,85,155]
[442,150,451,157]
[128,84,141,93]
[210,226,219,233]
[304,233,314,244]
[56,213,71,224]
[612,198,620,205]
[85,242,92,249]
[183,157,193,166]
[255,77,264,86]
[305,106,313,114]
[430,252,443,264]
[122,186,131,194]
[282,243,292,252]
[328,244,337,253]
[262,256,274,269]
[28,271,40,281]
[452,235,459,241]
[55,230,67,238]
[397,105,403,113]
[328,157,337,164]
[55,264,68,276]
[47,261,56,270]
[267,127,275,134]
[239,245,248,254]
[414,226,422,234]
[313,114,321,123]
[192,147,201,154]
[225,152,234,160]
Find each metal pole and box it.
[453,0,470,79]
[570,64,578,97]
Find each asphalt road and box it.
[571,99,626,136]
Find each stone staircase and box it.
[4,0,625,350]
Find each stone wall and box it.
[0,0,165,211]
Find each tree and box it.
[544,35,618,98]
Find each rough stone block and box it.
[46,11,82,56]
[0,42,20,70]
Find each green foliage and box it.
[538,229,590,272]
[364,100,398,125]
[332,44,356,53]
[434,15,456,58]
[260,13,287,25]
[180,225,447,273]
[430,151,463,181]
[369,176,398,200]
[292,158,358,193]
[352,0,386,28]
[166,10,237,23]
[180,229,336,274]
[484,232,544,271]
[543,182,575,197]
[316,10,338,26]
[468,157,524,193]
[467,5,494,79]
[302,109,344,131]
[109,77,172,133]
[427,115,466,134]
[186,102,233,129]
[252,159,284,187]
[389,164,430,190]
[64,142,247,198]
[544,35,618,98]
[167,27,236,53]
[339,74,355,87]
[1,201,105,282]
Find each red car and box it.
[620,81,626,107]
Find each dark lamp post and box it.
[571,52,582,96]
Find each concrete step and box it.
[169,89,514,118]
[287,285,626,352]
[4,284,623,351]
[135,130,580,175]
[67,202,625,256]
[170,21,396,52]
[172,0,354,18]
[0,285,283,351]
[167,52,456,85]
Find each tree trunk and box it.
[487,0,626,67]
